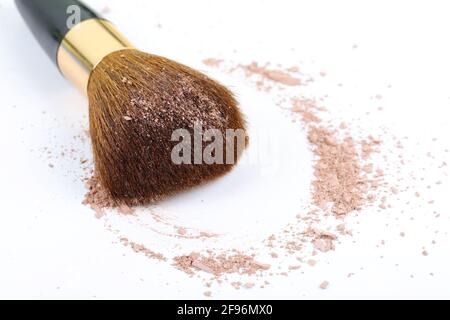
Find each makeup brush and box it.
[16,0,247,205]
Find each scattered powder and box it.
[83,176,118,210]
[308,126,375,216]
[231,282,242,290]
[307,259,317,267]
[173,252,271,276]
[319,281,329,290]
[92,207,104,219]
[202,58,224,67]
[244,282,255,289]
[118,204,134,215]
[239,62,302,86]
[312,233,336,253]
[337,223,352,236]
[291,97,323,123]
[78,56,421,294]
[120,237,166,261]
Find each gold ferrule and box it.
[57,18,134,95]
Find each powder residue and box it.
[319,281,329,290]
[176,227,188,236]
[308,126,373,216]
[83,175,118,210]
[80,57,395,293]
[173,252,271,277]
[239,62,302,86]
[120,237,166,262]
[202,58,224,68]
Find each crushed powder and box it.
[203,291,212,297]
[80,58,395,294]
[239,62,302,86]
[319,281,329,290]
[202,58,224,68]
[244,282,255,289]
[173,252,271,276]
[83,176,118,210]
[176,227,188,236]
[307,259,317,267]
[120,237,166,261]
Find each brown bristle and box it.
[87,49,247,205]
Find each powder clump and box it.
[308,126,370,216]
[173,252,270,277]
[240,62,302,86]
[319,281,329,290]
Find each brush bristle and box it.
[87,49,247,205]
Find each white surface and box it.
[0,0,449,299]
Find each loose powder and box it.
[238,62,302,87]
[319,281,330,290]
[173,252,271,276]
[81,58,385,290]
[77,56,446,296]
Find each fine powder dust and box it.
[81,57,402,294]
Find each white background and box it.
[0,0,449,299]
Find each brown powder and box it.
[307,259,317,267]
[173,252,270,276]
[83,175,118,209]
[203,291,212,297]
[80,57,391,292]
[120,237,166,261]
[238,62,302,86]
[337,223,352,235]
[167,58,383,282]
[308,126,370,216]
[291,97,323,123]
[319,281,329,290]
[118,204,135,215]
[202,58,224,67]
[231,282,242,290]
[244,282,255,289]
[312,238,335,252]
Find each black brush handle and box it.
[15,0,100,64]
